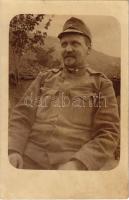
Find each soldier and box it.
[9,17,120,170]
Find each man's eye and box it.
[61,42,67,48]
[72,41,80,47]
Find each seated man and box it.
[9,17,120,170]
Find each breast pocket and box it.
[68,89,97,126]
[36,86,59,117]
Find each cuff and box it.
[70,157,88,170]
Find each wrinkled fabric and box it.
[9,67,120,170]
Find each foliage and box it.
[10,14,52,55]
[33,46,55,67]
[9,14,53,84]
[17,46,61,78]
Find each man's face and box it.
[60,33,90,71]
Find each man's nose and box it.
[66,44,73,52]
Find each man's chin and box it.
[64,65,76,72]
[64,57,76,66]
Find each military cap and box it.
[58,17,92,42]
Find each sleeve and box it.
[72,77,120,170]
[8,71,48,155]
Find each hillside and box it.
[45,36,120,78]
[9,35,120,79]
[9,35,120,109]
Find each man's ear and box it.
[87,47,91,55]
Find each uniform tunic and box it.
[9,66,120,170]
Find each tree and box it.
[34,46,54,67]
[9,14,53,84]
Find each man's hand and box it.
[58,160,86,170]
[9,153,23,169]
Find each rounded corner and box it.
[101,158,120,171]
[9,14,22,27]
[8,155,23,170]
[109,15,121,33]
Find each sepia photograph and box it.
[9,14,120,170]
[0,0,128,198]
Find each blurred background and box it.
[9,14,120,111]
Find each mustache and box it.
[63,52,76,58]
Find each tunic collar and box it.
[61,64,89,79]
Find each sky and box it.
[38,15,121,57]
